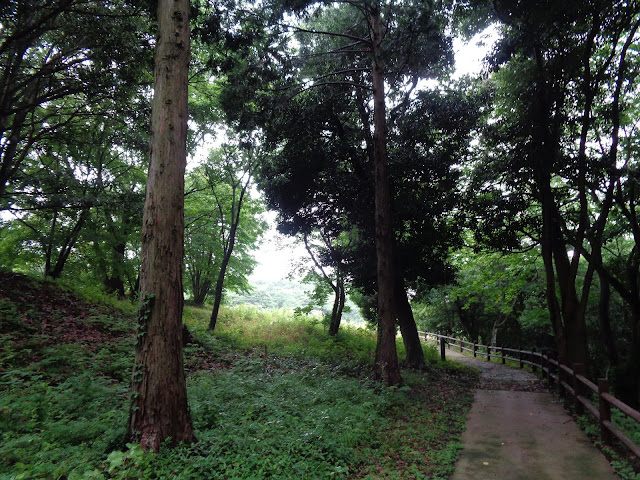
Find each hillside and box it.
[0,270,136,376]
[0,271,477,480]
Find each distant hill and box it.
[227,278,366,325]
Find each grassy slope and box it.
[0,271,477,480]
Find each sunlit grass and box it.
[184,303,379,365]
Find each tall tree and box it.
[128,0,195,451]
[205,143,260,330]
[213,0,454,384]
[183,146,265,308]
[367,1,401,384]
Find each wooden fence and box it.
[419,331,640,461]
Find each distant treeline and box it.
[227,279,365,325]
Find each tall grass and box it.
[185,303,380,366]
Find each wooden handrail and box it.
[418,330,640,461]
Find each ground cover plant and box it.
[0,271,477,479]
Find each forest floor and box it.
[0,270,478,480]
[445,349,619,480]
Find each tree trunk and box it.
[490,319,499,347]
[44,210,58,278]
[370,3,401,386]
[553,231,589,367]
[128,0,195,451]
[629,308,640,408]
[104,242,127,298]
[45,208,90,279]
[208,169,249,330]
[395,276,425,369]
[104,275,126,298]
[301,232,345,336]
[328,274,346,336]
[598,272,618,366]
[530,45,589,368]
[615,304,640,409]
[192,287,210,306]
[208,221,241,330]
[208,264,226,331]
[191,269,212,306]
[0,86,35,200]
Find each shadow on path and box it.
[447,349,618,480]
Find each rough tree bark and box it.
[128,0,195,451]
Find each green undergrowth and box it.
[575,409,640,480]
[1,271,477,479]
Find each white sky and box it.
[453,25,499,78]
[249,210,308,282]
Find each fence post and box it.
[487,345,491,362]
[519,349,523,369]
[557,354,567,396]
[460,340,463,353]
[473,343,477,358]
[573,363,585,415]
[598,378,612,446]
[501,346,506,365]
[531,347,537,373]
[541,354,548,381]
[440,338,446,361]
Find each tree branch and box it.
[293,80,371,98]
[309,68,370,83]
[281,23,371,45]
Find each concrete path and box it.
[447,349,619,480]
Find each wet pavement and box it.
[446,349,619,480]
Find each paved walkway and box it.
[446,349,619,480]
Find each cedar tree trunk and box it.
[128,0,195,451]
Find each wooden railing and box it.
[419,331,640,460]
